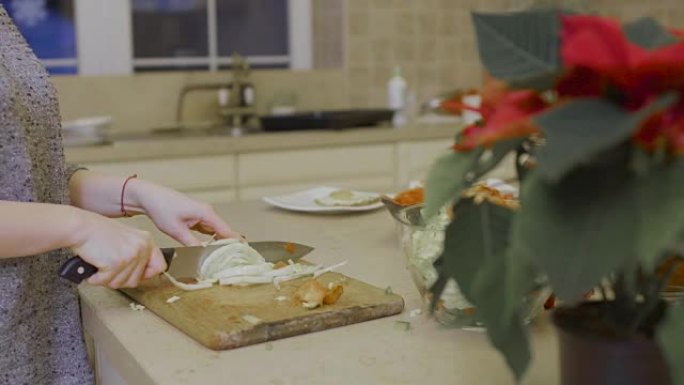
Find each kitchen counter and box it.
[65,123,458,163]
[78,200,559,385]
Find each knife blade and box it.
[58,241,314,284]
[165,241,314,277]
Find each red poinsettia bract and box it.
[453,90,548,151]
[557,14,684,154]
[634,98,684,155]
[454,14,684,154]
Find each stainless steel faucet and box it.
[175,53,256,135]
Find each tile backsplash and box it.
[342,0,684,108]
[53,0,684,134]
[52,70,348,134]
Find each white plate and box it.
[263,186,384,213]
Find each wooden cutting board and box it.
[122,271,404,350]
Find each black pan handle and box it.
[59,248,176,284]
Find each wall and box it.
[52,69,348,133]
[312,0,345,69]
[52,0,684,134]
[342,0,684,109]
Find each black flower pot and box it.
[552,303,672,385]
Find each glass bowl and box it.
[395,204,550,328]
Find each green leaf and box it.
[657,305,684,385]
[635,159,684,271]
[474,138,526,177]
[438,199,514,297]
[511,166,639,300]
[433,199,531,380]
[423,149,482,220]
[534,94,677,182]
[424,138,524,221]
[472,9,561,90]
[503,242,541,321]
[472,259,532,382]
[623,17,679,50]
[508,70,564,91]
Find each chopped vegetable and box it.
[219,275,273,286]
[394,321,411,331]
[313,260,348,278]
[323,284,344,305]
[274,296,288,302]
[294,279,344,309]
[199,239,270,281]
[163,272,214,291]
[166,296,181,304]
[165,238,347,292]
[272,265,324,290]
[461,327,486,333]
[409,309,423,317]
[294,279,328,309]
[129,302,145,311]
[242,314,263,325]
[385,286,394,295]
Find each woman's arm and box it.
[0,200,82,258]
[0,200,166,288]
[68,170,144,217]
[69,170,241,245]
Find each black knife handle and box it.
[58,256,98,284]
[59,248,176,284]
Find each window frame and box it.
[73,0,312,75]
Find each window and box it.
[2,0,78,74]
[131,0,291,72]
[1,0,311,75]
[132,0,209,71]
[215,0,289,68]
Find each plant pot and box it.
[552,302,672,385]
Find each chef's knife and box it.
[58,241,314,284]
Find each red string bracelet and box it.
[120,174,138,217]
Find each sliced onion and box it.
[219,275,274,286]
[163,272,214,291]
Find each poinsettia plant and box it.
[425,8,684,383]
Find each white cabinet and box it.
[84,155,237,203]
[236,144,395,200]
[78,139,488,204]
[84,155,235,190]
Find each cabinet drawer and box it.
[238,144,394,186]
[85,155,236,191]
[186,188,237,204]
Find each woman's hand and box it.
[127,180,241,246]
[69,210,167,289]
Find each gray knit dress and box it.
[0,6,94,385]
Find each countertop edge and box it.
[65,123,460,164]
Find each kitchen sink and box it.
[106,109,396,142]
[259,109,394,132]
